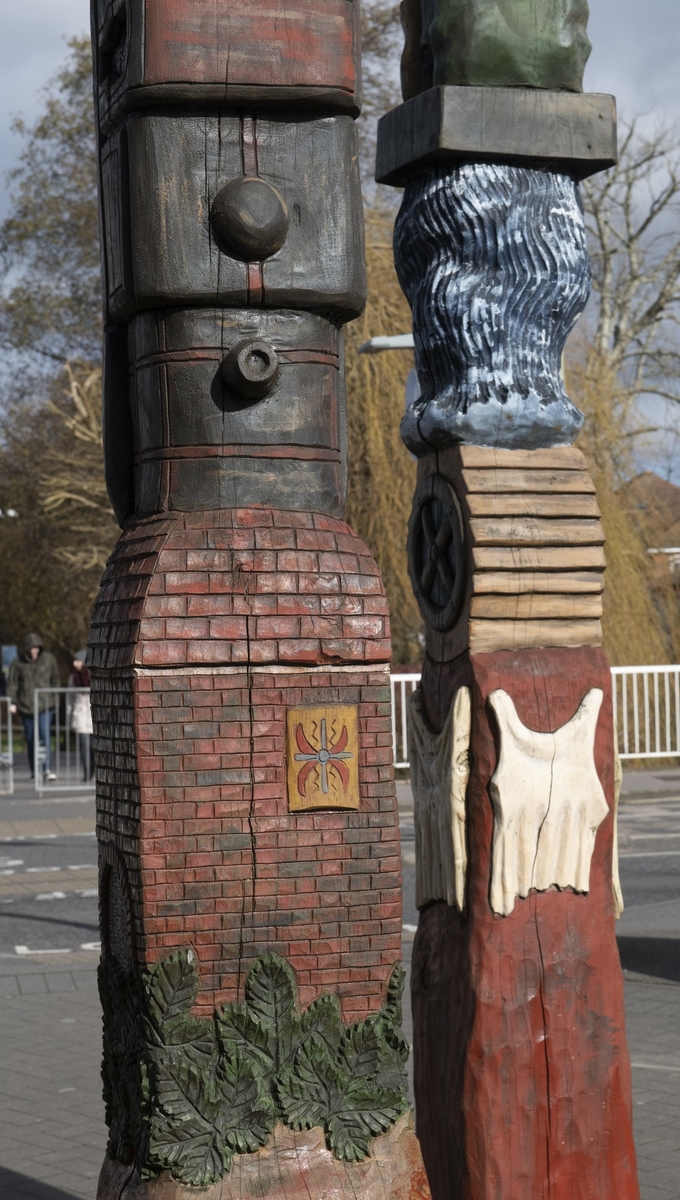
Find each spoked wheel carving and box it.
[408,474,466,632]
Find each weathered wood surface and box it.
[376,86,617,186]
[469,516,605,546]
[470,593,603,619]
[458,444,588,471]
[94,0,361,134]
[409,686,471,911]
[101,114,365,322]
[472,570,605,595]
[463,467,596,494]
[466,492,601,517]
[413,647,640,1200]
[472,545,607,571]
[414,446,607,658]
[128,308,346,516]
[98,1114,432,1200]
[469,617,603,652]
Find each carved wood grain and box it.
[465,492,601,518]
[472,545,607,571]
[470,593,603,620]
[462,467,596,494]
[469,516,605,546]
[471,570,605,595]
[469,617,603,653]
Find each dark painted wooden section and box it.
[128,309,346,516]
[93,0,360,134]
[376,87,618,186]
[413,646,639,1200]
[100,113,365,322]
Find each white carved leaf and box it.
[488,688,608,917]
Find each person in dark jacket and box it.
[7,634,61,779]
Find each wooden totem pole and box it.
[90,3,429,1198]
[377,2,641,1198]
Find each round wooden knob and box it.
[211,177,289,261]
[220,339,280,401]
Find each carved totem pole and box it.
[377,2,641,1198]
[90,3,429,1198]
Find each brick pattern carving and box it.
[90,509,401,1021]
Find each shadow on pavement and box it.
[618,936,680,982]
[0,1168,90,1200]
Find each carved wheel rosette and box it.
[408,474,466,632]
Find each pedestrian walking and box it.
[7,633,60,780]
[68,651,94,782]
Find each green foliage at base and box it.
[99,950,409,1187]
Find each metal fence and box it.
[390,674,422,769]
[33,688,95,794]
[391,666,680,768]
[611,665,680,762]
[0,696,13,795]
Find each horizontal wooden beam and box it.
[472,571,605,595]
[466,493,601,518]
[463,468,597,495]
[472,545,607,571]
[469,617,603,653]
[470,517,605,547]
[376,87,617,186]
[470,593,603,620]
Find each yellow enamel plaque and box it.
[286,705,360,812]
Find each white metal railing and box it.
[390,674,421,768]
[33,688,95,794]
[391,666,680,768]
[611,665,680,761]
[0,696,13,795]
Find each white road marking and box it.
[15,945,71,956]
[78,889,98,897]
[619,850,680,859]
[402,923,418,933]
[0,859,23,867]
[36,892,67,901]
[66,865,97,871]
[631,1061,680,1073]
[0,870,15,876]
[26,867,60,873]
[80,942,100,951]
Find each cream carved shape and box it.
[488,688,608,917]
[409,686,471,911]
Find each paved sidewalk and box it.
[0,769,678,1198]
[0,969,105,1200]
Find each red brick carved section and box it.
[90,509,401,1018]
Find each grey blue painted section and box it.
[394,162,591,453]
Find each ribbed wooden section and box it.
[458,446,605,653]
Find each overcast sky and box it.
[0,0,678,219]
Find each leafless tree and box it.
[358,0,403,197]
[582,121,680,408]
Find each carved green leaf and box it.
[244,954,297,1071]
[373,966,410,1065]
[277,1034,339,1130]
[297,992,343,1058]
[214,1052,274,1155]
[142,950,215,1062]
[216,1002,276,1081]
[101,948,412,1181]
[325,1022,406,1160]
[147,1060,227,1186]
